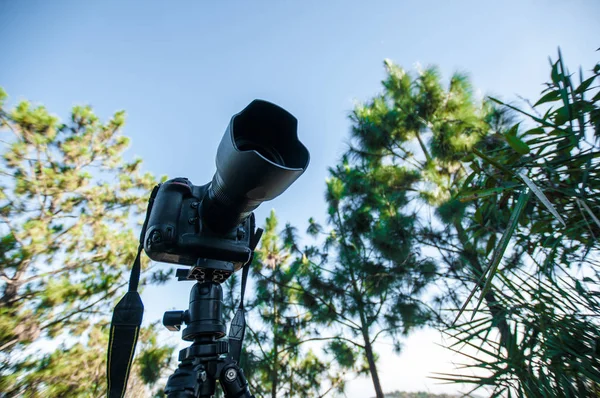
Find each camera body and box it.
[144,177,253,270]
[143,99,309,283]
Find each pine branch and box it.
[415,131,432,163]
[40,282,126,332]
[276,336,365,356]
[256,270,362,331]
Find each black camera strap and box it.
[107,184,159,398]
[228,215,263,364]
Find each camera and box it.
[143,100,309,281]
[108,99,309,398]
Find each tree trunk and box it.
[362,329,385,398]
[351,265,385,398]
[271,282,279,398]
[357,299,384,398]
[271,367,277,398]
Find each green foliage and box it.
[455,189,531,323]
[136,324,175,386]
[380,392,475,398]
[326,340,358,369]
[442,50,600,396]
[0,90,172,396]
[348,50,598,397]
[295,61,495,398]
[436,197,467,224]
[1,322,172,397]
[437,268,600,397]
[468,52,599,270]
[225,210,347,398]
[306,58,528,398]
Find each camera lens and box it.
[235,139,285,166]
[202,100,309,233]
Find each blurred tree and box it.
[296,60,515,398]
[0,88,173,396]
[439,51,600,396]
[223,210,348,398]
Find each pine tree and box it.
[324,53,599,396]
[296,61,509,398]
[224,210,347,398]
[0,88,173,396]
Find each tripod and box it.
[162,259,255,398]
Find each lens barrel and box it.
[201,100,309,233]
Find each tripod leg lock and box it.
[219,363,254,398]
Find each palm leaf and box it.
[454,189,530,323]
[517,171,566,227]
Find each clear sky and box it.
[1,1,598,396]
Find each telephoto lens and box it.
[200,100,310,233]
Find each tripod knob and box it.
[220,363,254,398]
[163,310,188,331]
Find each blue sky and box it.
[1,1,598,396]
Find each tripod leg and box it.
[164,360,197,398]
[165,360,215,398]
[219,363,254,398]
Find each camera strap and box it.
[228,215,263,364]
[106,184,159,398]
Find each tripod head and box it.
[163,278,226,340]
[161,223,262,398]
[162,279,253,398]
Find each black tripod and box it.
[162,258,255,398]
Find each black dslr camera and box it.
[143,100,309,283]
[108,100,309,398]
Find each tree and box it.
[0,88,173,396]
[301,60,522,397]
[296,164,435,398]
[324,51,599,396]
[223,210,347,398]
[293,63,488,396]
[440,51,600,396]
